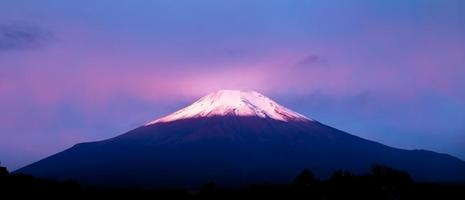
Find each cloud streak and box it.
[0,21,53,52]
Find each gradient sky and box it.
[1,0,465,170]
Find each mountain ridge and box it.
[15,90,465,187]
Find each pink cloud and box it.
[2,20,465,114]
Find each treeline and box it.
[0,164,464,199]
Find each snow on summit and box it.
[146,90,311,125]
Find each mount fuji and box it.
[16,90,465,187]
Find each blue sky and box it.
[1,0,465,170]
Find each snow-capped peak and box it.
[146,90,312,125]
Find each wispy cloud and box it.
[0,21,53,52]
[294,54,328,68]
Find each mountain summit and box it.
[147,90,310,125]
[16,90,465,187]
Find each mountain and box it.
[15,90,465,187]
[145,90,310,124]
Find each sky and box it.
[1,0,465,170]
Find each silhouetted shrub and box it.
[370,164,413,186]
[292,169,319,188]
[0,162,9,176]
[329,169,352,182]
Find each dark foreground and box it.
[1,165,464,199]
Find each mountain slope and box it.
[15,90,465,187]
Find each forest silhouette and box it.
[1,162,464,199]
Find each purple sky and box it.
[1,0,465,170]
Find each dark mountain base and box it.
[3,165,465,200]
[15,117,465,186]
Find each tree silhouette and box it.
[0,161,9,176]
[292,169,318,187]
[371,164,412,185]
[329,169,352,182]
